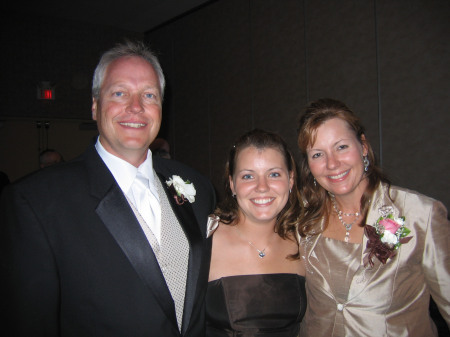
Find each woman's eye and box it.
[338,144,349,150]
[242,174,253,180]
[311,152,321,159]
[269,172,281,178]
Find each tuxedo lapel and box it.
[84,146,177,325]
[156,172,204,334]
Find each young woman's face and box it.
[230,146,293,225]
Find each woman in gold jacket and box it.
[296,98,449,337]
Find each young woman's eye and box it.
[338,144,349,150]
[311,152,322,159]
[269,172,281,178]
[242,174,253,180]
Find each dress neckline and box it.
[322,235,362,245]
[209,273,305,284]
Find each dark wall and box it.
[0,1,448,210]
[0,11,142,180]
[145,0,450,208]
[1,11,142,120]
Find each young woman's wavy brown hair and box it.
[214,129,303,259]
[296,98,390,237]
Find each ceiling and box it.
[14,0,212,33]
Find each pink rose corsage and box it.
[364,206,412,267]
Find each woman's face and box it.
[306,117,368,199]
[230,146,293,225]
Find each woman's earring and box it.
[313,178,317,187]
[363,155,370,172]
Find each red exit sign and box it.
[37,82,55,100]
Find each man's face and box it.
[92,56,162,167]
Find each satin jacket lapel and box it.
[156,172,204,334]
[85,147,176,325]
[348,183,401,300]
[305,219,336,298]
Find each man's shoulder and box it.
[12,145,101,190]
[153,157,206,182]
[11,160,81,194]
[153,157,216,206]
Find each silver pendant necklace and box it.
[330,195,360,243]
[235,226,272,258]
[249,241,267,258]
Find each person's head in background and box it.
[150,138,171,159]
[39,149,64,168]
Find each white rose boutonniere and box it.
[166,175,196,205]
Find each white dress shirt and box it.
[95,138,162,243]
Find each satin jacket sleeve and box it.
[300,183,449,337]
[419,191,449,325]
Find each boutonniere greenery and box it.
[166,175,196,205]
[364,207,412,267]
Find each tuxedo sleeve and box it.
[1,183,60,336]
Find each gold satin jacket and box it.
[300,183,449,337]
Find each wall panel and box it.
[146,0,449,209]
[377,0,450,205]
[250,0,306,158]
[1,0,448,210]
[305,0,380,157]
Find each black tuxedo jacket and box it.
[1,143,216,337]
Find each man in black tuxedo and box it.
[1,41,215,336]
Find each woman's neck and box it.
[235,219,277,243]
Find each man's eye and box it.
[145,93,155,99]
[113,92,124,97]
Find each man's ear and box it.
[92,98,98,120]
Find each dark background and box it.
[0,1,448,334]
[1,0,448,209]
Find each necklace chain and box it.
[330,195,360,243]
[235,226,272,258]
